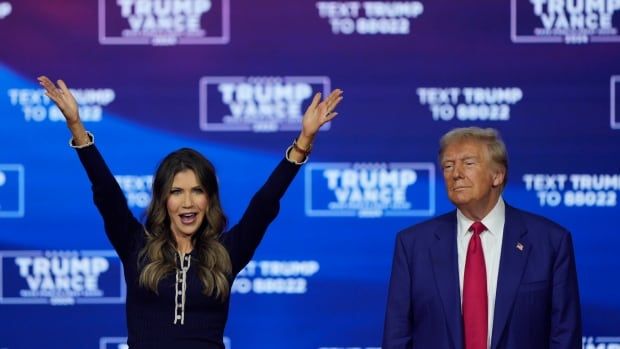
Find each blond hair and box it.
[439,127,508,187]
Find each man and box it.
[382,127,581,349]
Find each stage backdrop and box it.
[1,1,619,348]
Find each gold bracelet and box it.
[292,138,312,156]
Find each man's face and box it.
[440,140,504,212]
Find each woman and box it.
[38,76,342,349]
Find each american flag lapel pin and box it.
[516,242,524,251]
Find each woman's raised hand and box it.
[37,76,80,125]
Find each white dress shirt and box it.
[457,197,505,349]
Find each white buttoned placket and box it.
[173,252,191,325]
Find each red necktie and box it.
[463,221,488,349]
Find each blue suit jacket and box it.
[382,205,581,349]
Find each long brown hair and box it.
[139,148,232,301]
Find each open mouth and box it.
[179,213,197,224]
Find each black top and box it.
[76,145,300,348]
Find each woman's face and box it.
[166,169,209,241]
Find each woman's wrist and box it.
[67,121,89,146]
[285,134,314,165]
[293,138,312,156]
[296,133,314,150]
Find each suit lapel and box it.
[490,205,530,349]
[430,213,464,349]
